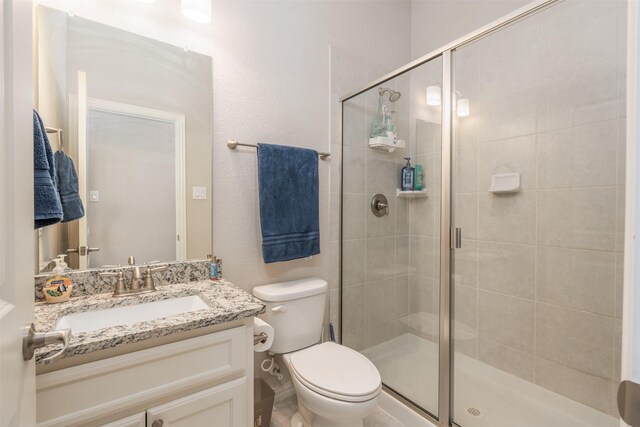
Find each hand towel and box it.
[33,110,63,229]
[257,143,320,263]
[54,151,85,223]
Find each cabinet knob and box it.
[151,420,163,427]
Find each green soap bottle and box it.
[414,164,423,191]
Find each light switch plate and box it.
[192,186,207,200]
[89,190,99,202]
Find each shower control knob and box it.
[371,194,389,217]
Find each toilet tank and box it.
[253,278,328,354]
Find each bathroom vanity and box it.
[33,276,264,427]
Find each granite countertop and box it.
[34,279,265,365]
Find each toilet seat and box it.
[286,342,381,403]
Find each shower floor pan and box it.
[363,333,617,427]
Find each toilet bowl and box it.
[253,278,382,427]
[284,342,381,427]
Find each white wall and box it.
[38,0,412,290]
[410,0,530,58]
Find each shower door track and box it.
[339,0,564,426]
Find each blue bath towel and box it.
[33,110,63,229]
[54,151,85,223]
[257,143,320,263]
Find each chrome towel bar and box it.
[227,139,330,160]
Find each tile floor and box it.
[270,394,405,427]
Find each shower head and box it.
[378,87,401,102]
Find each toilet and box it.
[253,278,382,427]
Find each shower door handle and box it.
[450,228,462,249]
[618,380,640,426]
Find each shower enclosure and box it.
[339,0,626,426]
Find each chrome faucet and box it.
[128,256,143,293]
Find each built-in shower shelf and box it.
[396,189,428,198]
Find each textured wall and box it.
[39,0,412,291]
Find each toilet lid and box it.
[289,342,381,400]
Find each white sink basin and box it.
[55,295,209,334]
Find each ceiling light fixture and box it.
[182,0,211,24]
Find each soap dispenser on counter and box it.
[43,255,73,303]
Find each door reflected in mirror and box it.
[36,6,213,271]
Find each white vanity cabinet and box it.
[100,413,146,427]
[36,322,254,427]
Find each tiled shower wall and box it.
[449,0,626,415]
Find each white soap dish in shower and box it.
[489,173,520,193]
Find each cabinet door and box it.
[147,377,247,427]
[100,412,146,427]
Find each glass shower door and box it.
[340,55,443,418]
[451,1,625,426]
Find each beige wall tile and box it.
[537,0,617,75]
[367,158,398,195]
[343,147,366,193]
[342,239,365,286]
[409,196,437,237]
[395,275,409,317]
[343,100,367,148]
[536,121,617,188]
[396,198,410,236]
[365,278,396,326]
[536,246,615,315]
[478,191,536,244]
[396,236,409,277]
[455,146,478,193]
[454,285,477,335]
[454,239,478,288]
[456,193,479,240]
[343,193,366,240]
[343,285,365,333]
[365,237,396,282]
[537,187,616,251]
[478,241,535,299]
[536,302,614,379]
[535,357,613,414]
[409,236,437,279]
[478,339,534,382]
[536,57,617,132]
[343,328,366,351]
[409,275,437,318]
[478,290,534,353]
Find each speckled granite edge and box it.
[34,279,265,365]
[34,259,210,301]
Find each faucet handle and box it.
[100,270,127,297]
[141,264,168,292]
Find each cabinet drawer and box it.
[147,377,247,427]
[99,413,146,427]
[37,326,247,427]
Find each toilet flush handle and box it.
[271,305,287,313]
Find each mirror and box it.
[35,6,213,271]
